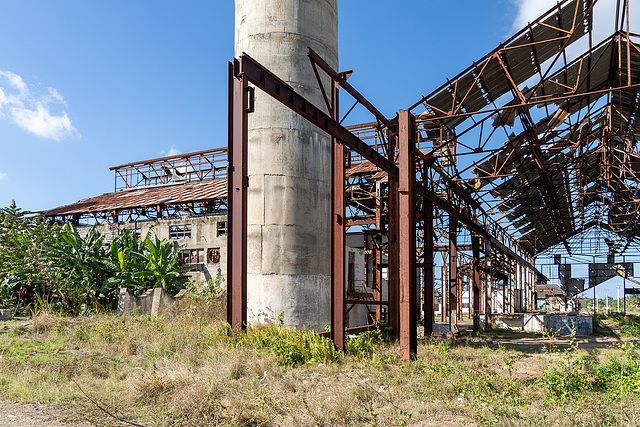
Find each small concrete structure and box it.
[493,312,593,335]
[0,309,12,321]
[117,287,186,316]
[235,0,338,330]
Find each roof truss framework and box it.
[407,0,640,257]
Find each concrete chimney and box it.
[235,0,338,330]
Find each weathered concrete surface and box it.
[0,309,12,321]
[117,287,186,316]
[235,0,338,330]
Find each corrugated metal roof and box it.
[44,178,228,216]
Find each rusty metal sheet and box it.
[44,179,228,216]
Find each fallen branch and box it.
[73,378,147,427]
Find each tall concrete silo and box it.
[234,0,338,330]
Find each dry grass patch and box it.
[2,305,640,426]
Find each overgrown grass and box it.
[609,312,640,336]
[2,300,640,426]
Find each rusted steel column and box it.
[423,200,434,336]
[503,278,507,314]
[388,134,400,339]
[484,239,492,329]
[441,255,447,322]
[449,216,458,326]
[398,110,417,360]
[471,233,481,331]
[227,61,249,330]
[331,79,345,351]
[375,182,383,322]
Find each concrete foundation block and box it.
[117,288,186,316]
[0,309,12,321]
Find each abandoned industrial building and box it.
[45,0,640,359]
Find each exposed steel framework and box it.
[227,0,640,359]
[42,0,640,360]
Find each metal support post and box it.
[471,232,481,331]
[388,134,400,339]
[398,110,417,360]
[227,60,249,331]
[484,239,492,329]
[330,79,345,351]
[449,216,458,326]
[423,200,434,336]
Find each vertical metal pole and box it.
[388,133,400,339]
[485,239,492,329]
[503,277,507,314]
[375,182,383,322]
[423,200,434,336]
[441,255,447,322]
[471,232,481,331]
[330,79,345,351]
[467,275,471,320]
[449,216,458,327]
[227,60,249,331]
[398,110,417,360]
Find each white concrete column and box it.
[235,0,338,330]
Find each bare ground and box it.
[0,400,94,427]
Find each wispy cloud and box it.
[510,0,638,45]
[0,172,7,181]
[160,147,181,157]
[510,0,557,33]
[0,71,78,141]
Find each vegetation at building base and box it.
[2,291,640,427]
[0,203,189,315]
[3,201,640,425]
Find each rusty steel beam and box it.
[331,78,346,351]
[308,48,394,130]
[375,186,383,322]
[415,181,537,272]
[236,53,397,176]
[423,200,435,336]
[226,60,249,331]
[387,134,400,340]
[449,216,459,325]
[485,238,493,329]
[471,232,482,323]
[398,110,417,360]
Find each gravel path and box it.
[0,400,94,427]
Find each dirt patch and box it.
[0,400,94,427]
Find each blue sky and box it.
[2,0,635,300]
[0,0,543,212]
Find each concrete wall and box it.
[235,0,338,330]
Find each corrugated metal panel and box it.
[44,179,228,216]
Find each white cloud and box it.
[510,0,640,60]
[510,0,557,33]
[0,172,7,181]
[0,70,78,141]
[161,147,181,157]
[511,0,639,38]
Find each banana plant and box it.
[102,229,148,296]
[137,234,190,295]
